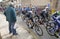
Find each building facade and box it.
[2,0,50,6]
[2,0,60,10]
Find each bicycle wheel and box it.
[46,21,56,36]
[34,25,43,36]
[46,22,55,36]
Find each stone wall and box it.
[57,0,60,10]
[21,0,31,7]
[31,0,50,6]
[50,0,57,9]
[21,0,50,6]
[2,0,50,7]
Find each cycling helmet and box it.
[28,11,33,14]
[28,11,32,13]
[45,7,49,9]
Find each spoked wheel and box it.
[34,25,43,36]
[46,26,55,36]
[46,21,56,36]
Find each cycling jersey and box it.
[41,9,49,19]
[26,11,33,22]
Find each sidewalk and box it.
[0,14,34,39]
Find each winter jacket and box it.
[4,6,16,22]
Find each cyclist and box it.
[25,6,31,12]
[26,11,34,29]
[22,7,27,15]
[26,11,33,22]
[35,7,42,19]
[41,6,50,19]
[40,6,51,24]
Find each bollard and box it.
[0,33,2,39]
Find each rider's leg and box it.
[30,18,34,29]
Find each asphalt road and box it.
[18,14,60,39]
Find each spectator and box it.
[4,3,18,35]
[25,6,31,12]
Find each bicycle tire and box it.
[46,22,56,36]
[46,24,55,36]
[34,25,43,36]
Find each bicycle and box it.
[45,16,60,38]
[26,16,43,36]
[33,16,43,36]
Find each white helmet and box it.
[45,6,49,9]
[28,11,32,13]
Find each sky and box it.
[0,0,3,2]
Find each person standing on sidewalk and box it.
[4,3,18,35]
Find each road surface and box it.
[0,13,60,39]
